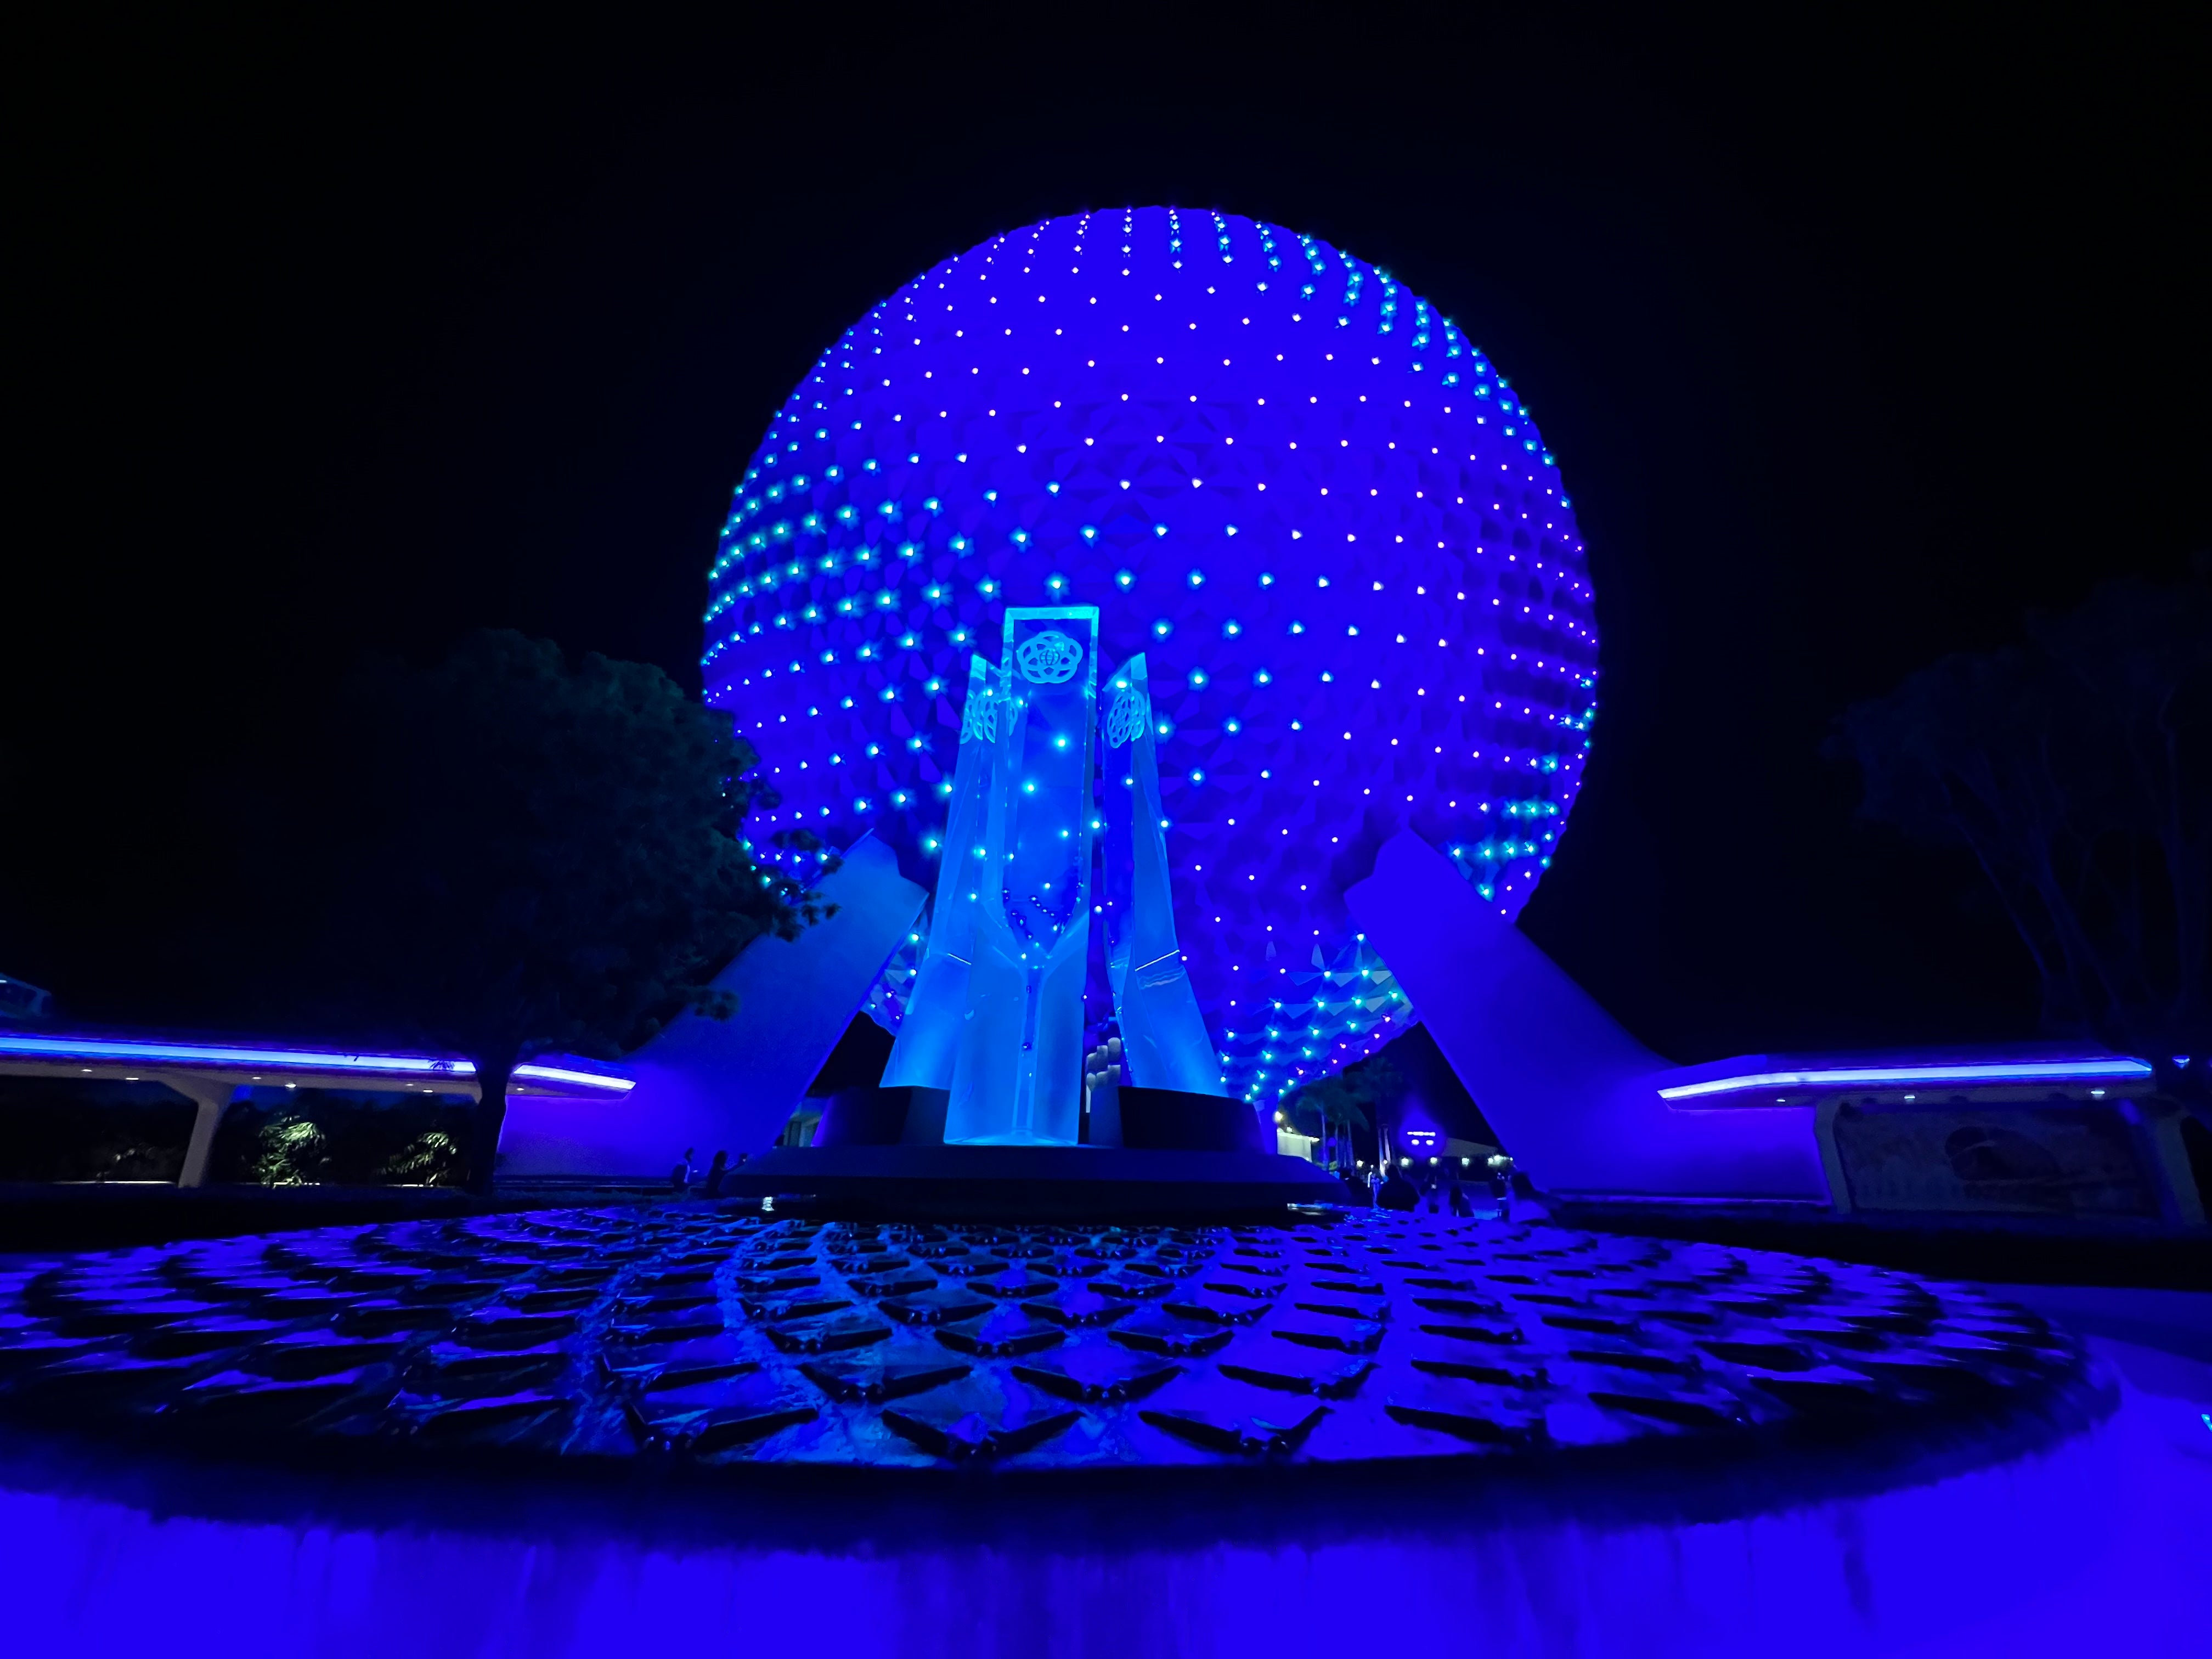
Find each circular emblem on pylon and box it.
[959,685,999,744]
[1105,684,1150,748]
[1015,630,1084,685]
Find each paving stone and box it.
[0,1207,2087,1476]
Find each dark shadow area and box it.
[0,1186,655,1254]
[1550,1204,2212,1289]
[0,1077,195,1183]
[806,1014,896,1097]
[2182,1116,2212,1220]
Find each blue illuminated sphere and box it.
[703,208,1598,1105]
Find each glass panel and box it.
[881,653,1000,1090]
[943,607,1101,1144]
[1100,653,1227,1096]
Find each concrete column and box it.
[166,1076,235,1188]
[1814,1096,1855,1215]
[2142,1104,2210,1229]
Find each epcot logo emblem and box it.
[1015,630,1084,686]
[959,687,1000,744]
[1104,684,1149,748]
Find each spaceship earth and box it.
[702,207,1599,1109]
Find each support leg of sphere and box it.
[498,835,925,1176]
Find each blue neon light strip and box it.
[0,1035,632,1094]
[511,1063,634,1094]
[1657,1058,2154,1102]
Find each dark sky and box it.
[7,9,2205,1060]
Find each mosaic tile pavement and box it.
[0,1206,2086,1472]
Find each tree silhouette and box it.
[1836,560,2210,1111]
[317,630,823,1188]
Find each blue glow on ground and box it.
[2,1324,2203,1657]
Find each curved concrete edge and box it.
[1345,831,1832,1202]
[498,834,926,1178]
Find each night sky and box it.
[8,11,2204,1064]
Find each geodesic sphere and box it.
[702,207,1599,1107]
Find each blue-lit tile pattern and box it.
[0,1208,2085,1475]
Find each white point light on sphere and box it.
[701,207,1600,1107]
